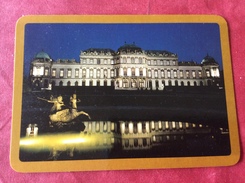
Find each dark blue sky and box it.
[24,23,222,75]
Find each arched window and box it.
[132,68,135,76]
[206,69,210,77]
[59,81,63,86]
[67,81,71,86]
[175,80,178,86]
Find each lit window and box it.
[198,71,202,78]
[192,71,196,78]
[59,69,64,78]
[111,70,114,77]
[148,70,152,77]
[90,69,93,78]
[161,70,164,78]
[104,69,108,78]
[44,68,49,76]
[173,70,177,78]
[206,70,210,77]
[186,70,189,78]
[154,70,158,78]
[52,69,56,77]
[75,69,79,78]
[67,69,72,78]
[82,69,86,77]
[97,69,101,78]
[180,70,183,78]
[167,70,171,78]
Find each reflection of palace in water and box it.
[82,120,214,150]
[26,120,220,152]
[29,43,221,91]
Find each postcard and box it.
[11,15,240,172]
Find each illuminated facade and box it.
[29,43,221,90]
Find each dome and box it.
[35,51,51,59]
[201,54,218,65]
[118,43,143,53]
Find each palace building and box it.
[29,43,221,91]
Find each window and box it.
[97,69,101,78]
[139,79,144,87]
[154,70,158,78]
[131,80,136,88]
[123,68,127,76]
[167,70,171,78]
[132,68,135,76]
[123,79,129,88]
[111,70,114,77]
[192,71,196,78]
[173,70,177,78]
[186,70,190,78]
[75,69,79,78]
[90,69,93,78]
[198,71,202,78]
[139,58,142,64]
[148,69,152,77]
[180,70,183,78]
[52,69,56,77]
[44,68,49,76]
[59,81,63,86]
[59,69,64,78]
[161,70,164,78]
[140,68,143,76]
[82,69,86,77]
[206,69,210,77]
[67,69,72,78]
[97,59,100,64]
[131,57,135,64]
[104,69,108,78]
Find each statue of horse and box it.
[49,109,90,123]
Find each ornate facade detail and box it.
[30,44,221,91]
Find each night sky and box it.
[23,23,222,75]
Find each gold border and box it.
[11,15,240,172]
